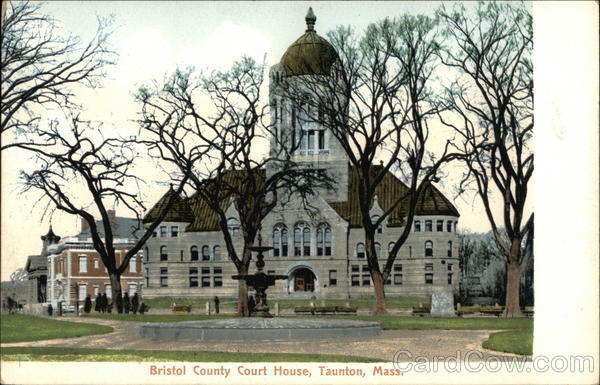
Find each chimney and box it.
[81,217,90,233]
[107,209,117,232]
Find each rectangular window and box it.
[414,221,421,232]
[105,284,112,298]
[318,130,325,150]
[446,221,452,232]
[160,248,168,261]
[267,270,275,275]
[189,268,198,287]
[448,263,453,271]
[361,265,370,286]
[145,269,149,288]
[171,226,179,237]
[425,220,433,232]
[78,284,87,300]
[130,256,137,273]
[351,265,359,273]
[425,263,433,271]
[93,286,99,296]
[436,220,443,232]
[128,283,137,296]
[394,274,403,285]
[160,268,168,287]
[201,268,210,287]
[79,255,87,273]
[351,274,360,286]
[448,273,453,285]
[425,273,434,284]
[152,230,157,238]
[329,270,337,286]
[214,267,223,287]
[94,260,99,269]
[160,226,167,237]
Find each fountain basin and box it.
[139,318,381,341]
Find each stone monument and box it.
[430,290,456,317]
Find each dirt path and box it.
[1,316,522,361]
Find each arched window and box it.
[227,218,240,236]
[414,220,422,232]
[303,227,311,256]
[202,246,210,261]
[281,228,288,256]
[294,227,301,256]
[447,241,453,258]
[375,242,381,257]
[297,97,326,153]
[388,242,395,257]
[425,241,433,257]
[371,215,382,234]
[357,243,365,258]
[316,223,332,256]
[160,246,167,261]
[273,228,281,257]
[213,245,221,260]
[190,246,199,261]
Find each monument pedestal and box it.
[430,290,456,317]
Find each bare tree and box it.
[136,57,332,316]
[1,1,116,150]
[281,16,462,314]
[10,267,28,282]
[17,115,189,312]
[437,2,533,317]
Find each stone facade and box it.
[141,10,460,300]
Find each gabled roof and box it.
[145,165,458,232]
[142,187,195,224]
[328,165,459,228]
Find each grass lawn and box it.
[82,313,237,323]
[1,314,113,343]
[482,328,533,355]
[141,295,429,311]
[0,347,383,362]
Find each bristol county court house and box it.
[141,10,460,299]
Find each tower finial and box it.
[305,7,316,32]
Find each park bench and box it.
[411,305,431,316]
[171,304,192,314]
[478,305,504,317]
[294,306,357,315]
[523,306,534,317]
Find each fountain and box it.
[139,232,381,341]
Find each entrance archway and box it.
[292,268,315,292]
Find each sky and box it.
[0,1,585,281]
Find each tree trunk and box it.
[371,269,387,315]
[108,272,122,314]
[236,265,249,316]
[503,240,524,317]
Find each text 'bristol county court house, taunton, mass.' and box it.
[139,10,461,300]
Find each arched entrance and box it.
[292,268,315,292]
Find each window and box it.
[316,224,332,256]
[448,273,453,285]
[214,267,223,287]
[454,221,458,232]
[78,284,87,300]
[202,246,210,261]
[128,283,137,296]
[436,220,443,232]
[446,221,453,232]
[189,268,198,287]
[447,241,453,257]
[171,226,179,237]
[414,220,421,232]
[160,226,167,237]
[94,260,99,269]
[191,246,199,261]
[160,246,168,261]
[371,215,382,234]
[425,241,433,257]
[267,270,275,275]
[388,242,395,257]
[201,267,210,287]
[227,218,240,236]
[105,284,112,298]
[357,243,365,258]
[303,227,310,256]
[425,273,433,284]
[294,227,301,256]
[297,99,327,154]
[409,246,412,258]
[329,270,337,286]
[362,265,370,286]
[448,263,453,271]
[130,256,137,273]
[293,222,311,256]
[425,263,433,271]
[272,225,288,257]
[145,247,149,262]
[180,250,184,261]
[394,265,403,285]
[145,269,149,288]
[160,268,168,287]
[425,220,433,232]
[213,246,221,260]
[374,243,381,258]
[152,230,157,238]
[79,256,87,273]
[93,286,99,296]
[351,265,360,286]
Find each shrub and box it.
[83,296,92,314]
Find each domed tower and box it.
[269,8,348,202]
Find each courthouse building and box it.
[141,9,460,299]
